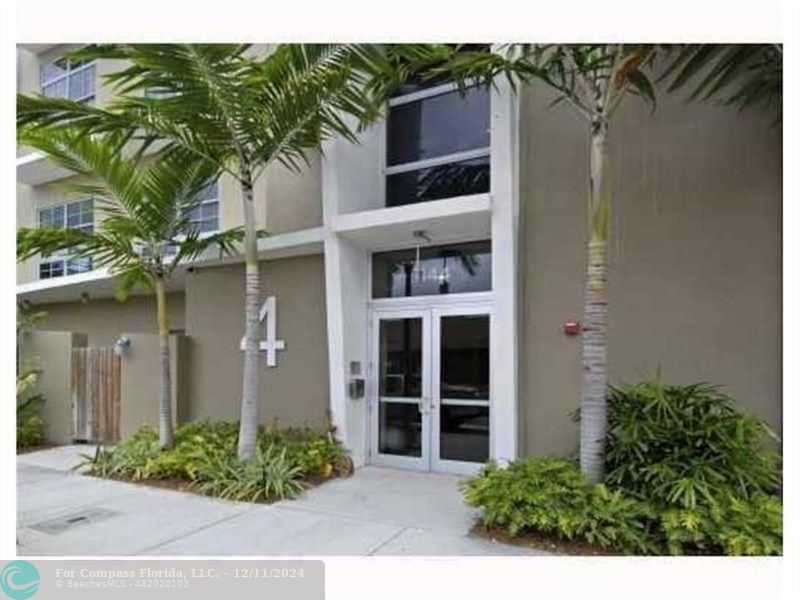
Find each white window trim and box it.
[385,79,490,204]
[387,78,479,107]
[385,147,490,176]
[187,185,220,233]
[40,59,96,103]
[37,199,94,279]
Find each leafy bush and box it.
[16,364,46,449]
[465,377,782,555]
[79,420,350,503]
[605,377,780,507]
[17,395,46,448]
[462,458,659,554]
[193,445,304,501]
[659,491,782,556]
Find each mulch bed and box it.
[470,523,621,556]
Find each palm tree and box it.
[660,44,782,123]
[16,129,243,448]
[400,44,658,482]
[18,44,388,458]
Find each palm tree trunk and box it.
[579,122,611,483]
[155,276,174,449]
[238,166,260,459]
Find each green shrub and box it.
[17,395,46,449]
[465,377,782,556]
[81,426,161,480]
[660,491,782,556]
[193,444,305,501]
[79,420,349,502]
[605,377,780,508]
[16,364,46,449]
[462,458,659,554]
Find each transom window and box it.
[38,199,94,279]
[372,240,492,298]
[187,182,219,233]
[386,83,490,207]
[40,57,96,103]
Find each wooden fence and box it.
[71,348,121,443]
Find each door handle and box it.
[418,398,435,414]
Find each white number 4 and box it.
[239,295,285,367]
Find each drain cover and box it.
[29,507,119,535]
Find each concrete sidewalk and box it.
[17,446,544,556]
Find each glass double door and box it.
[370,306,490,474]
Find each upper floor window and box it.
[386,83,490,207]
[38,199,94,279]
[40,57,95,103]
[187,182,219,233]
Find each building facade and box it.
[16,45,782,473]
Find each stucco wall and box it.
[32,293,185,348]
[184,254,330,427]
[119,333,188,438]
[19,330,87,444]
[518,82,782,457]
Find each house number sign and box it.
[239,295,285,367]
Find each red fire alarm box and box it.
[563,321,581,336]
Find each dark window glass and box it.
[439,405,489,462]
[387,86,490,166]
[372,240,491,298]
[379,402,422,457]
[440,315,489,400]
[379,318,422,397]
[386,156,489,207]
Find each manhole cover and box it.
[29,507,120,535]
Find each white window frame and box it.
[40,58,96,104]
[37,199,94,280]
[187,182,220,233]
[385,80,491,181]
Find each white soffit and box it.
[332,194,492,250]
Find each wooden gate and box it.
[71,348,121,443]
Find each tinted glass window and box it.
[386,156,489,207]
[372,240,491,298]
[387,86,490,166]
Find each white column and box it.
[489,76,521,464]
[320,122,383,467]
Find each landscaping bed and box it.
[463,378,783,556]
[79,420,353,503]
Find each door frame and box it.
[368,308,432,471]
[430,304,491,476]
[368,294,492,474]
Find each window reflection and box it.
[372,241,491,298]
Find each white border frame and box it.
[430,304,492,476]
[367,298,493,474]
[368,308,432,471]
[40,58,96,103]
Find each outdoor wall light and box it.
[113,336,131,356]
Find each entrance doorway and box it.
[369,305,490,474]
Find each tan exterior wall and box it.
[32,293,185,348]
[184,255,329,427]
[18,330,87,444]
[217,155,322,236]
[119,333,188,438]
[518,83,782,457]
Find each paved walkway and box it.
[17,446,543,556]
